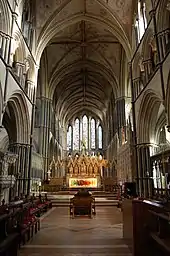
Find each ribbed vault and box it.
[37,0,132,125]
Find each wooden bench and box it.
[0,211,19,256]
[18,202,40,246]
[0,194,52,250]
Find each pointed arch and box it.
[67,125,72,150]
[137,89,163,144]
[91,118,96,149]
[82,115,88,148]
[2,91,30,144]
[73,118,80,150]
[98,125,103,149]
[142,28,155,60]
[12,30,26,63]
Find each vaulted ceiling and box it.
[36,0,133,125]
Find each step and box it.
[46,191,118,195]
[48,195,117,201]
[50,198,119,207]
[52,202,119,207]
[47,192,118,197]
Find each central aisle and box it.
[19,207,131,256]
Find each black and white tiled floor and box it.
[19,207,131,256]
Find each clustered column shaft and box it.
[39,97,52,179]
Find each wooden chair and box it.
[70,196,95,218]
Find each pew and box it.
[0,194,52,251]
[123,198,170,256]
[0,210,20,256]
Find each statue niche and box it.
[52,166,55,178]
[74,164,79,174]
[80,162,86,175]
[88,164,93,175]
[67,154,106,178]
[94,164,98,175]
[69,164,73,174]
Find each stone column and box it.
[0,33,10,62]
[26,80,34,101]
[3,36,10,63]
[115,98,126,145]
[15,62,25,86]
[137,144,152,197]
[22,144,30,195]
[39,97,52,180]
[8,143,30,197]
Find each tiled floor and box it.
[19,207,131,256]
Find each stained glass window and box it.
[67,116,102,151]
[73,118,80,150]
[82,115,88,148]
[80,119,82,142]
[98,125,102,149]
[91,119,95,148]
[67,125,72,150]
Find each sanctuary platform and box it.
[46,190,119,207]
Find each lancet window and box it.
[82,115,88,148]
[67,115,103,152]
[98,125,103,149]
[91,119,96,149]
[67,125,72,150]
[73,118,80,150]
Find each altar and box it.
[66,154,107,188]
[69,178,98,188]
[47,152,108,190]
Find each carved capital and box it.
[167,1,170,11]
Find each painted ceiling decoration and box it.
[36,0,132,125]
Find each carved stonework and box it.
[48,153,108,178]
[116,0,125,8]
[66,154,108,177]
[149,36,157,52]
[139,56,144,72]
[0,152,18,189]
[100,8,107,16]
[167,0,170,11]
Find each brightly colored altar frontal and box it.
[69,178,97,188]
